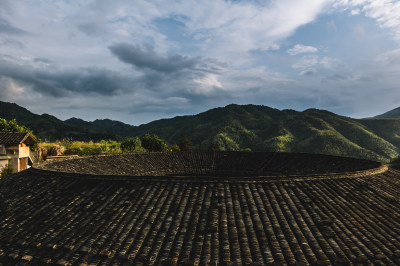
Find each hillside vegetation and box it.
[0,101,112,141]
[1,101,400,162]
[131,105,399,162]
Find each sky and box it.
[1,0,400,125]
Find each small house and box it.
[0,132,38,173]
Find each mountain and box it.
[374,106,400,119]
[0,101,113,141]
[131,104,399,162]
[65,118,137,137]
[1,101,400,162]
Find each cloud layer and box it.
[0,0,399,124]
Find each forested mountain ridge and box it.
[131,104,399,162]
[1,100,400,162]
[0,101,113,141]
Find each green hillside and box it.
[0,101,112,141]
[1,101,400,162]
[131,104,399,162]
[65,117,137,137]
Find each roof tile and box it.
[0,152,399,264]
[0,132,37,145]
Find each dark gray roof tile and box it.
[0,132,37,145]
[0,152,399,264]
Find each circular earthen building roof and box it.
[0,152,399,265]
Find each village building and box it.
[0,132,38,173]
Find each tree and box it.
[179,134,193,151]
[167,143,181,152]
[0,118,38,147]
[120,137,144,153]
[0,118,34,135]
[141,134,167,152]
[208,137,222,151]
[0,164,13,178]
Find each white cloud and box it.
[287,44,319,55]
[291,55,340,75]
[334,0,400,40]
[353,25,367,38]
[375,48,400,71]
[299,69,317,76]
[351,8,361,15]
[194,74,223,95]
[327,20,337,31]
[320,57,339,69]
[292,55,319,69]
[220,66,294,94]
[0,76,25,100]
[191,0,331,54]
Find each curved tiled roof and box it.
[36,152,382,177]
[0,132,37,145]
[0,152,399,265]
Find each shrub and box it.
[121,137,144,153]
[78,146,103,156]
[179,135,193,151]
[0,164,13,178]
[0,118,33,135]
[48,145,65,156]
[167,143,181,152]
[59,137,73,149]
[64,147,81,155]
[34,145,48,161]
[141,134,167,152]
[208,137,222,151]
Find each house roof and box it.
[0,152,399,265]
[0,132,38,145]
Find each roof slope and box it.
[0,153,399,265]
[0,132,37,145]
[37,152,381,177]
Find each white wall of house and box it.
[0,144,33,173]
[18,144,30,158]
[0,145,5,155]
[0,159,8,170]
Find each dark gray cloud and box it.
[0,38,24,48]
[109,43,224,74]
[33,58,53,64]
[325,73,348,81]
[300,69,316,76]
[0,18,27,35]
[0,58,131,97]
[109,43,198,73]
[108,42,227,96]
[320,73,348,84]
[77,22,104,36]
[35,68,130,95]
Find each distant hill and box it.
[1,101,400,162]
[374,106,400,119]
[131,104,399,162]
[65,117,137,138]
[0,101,113,141]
